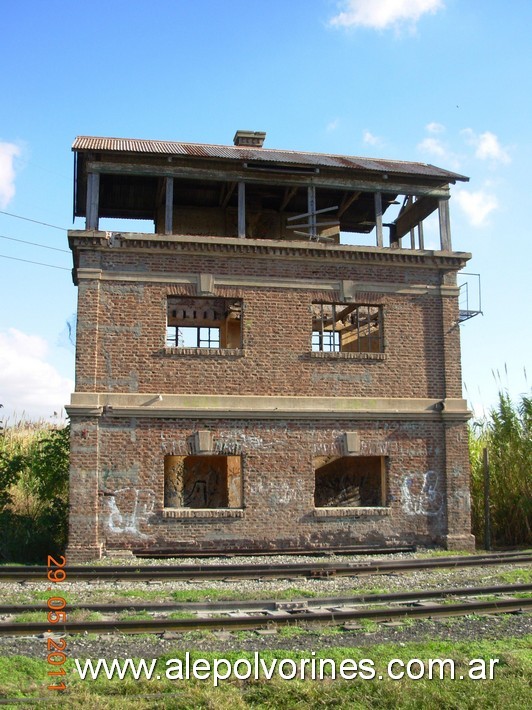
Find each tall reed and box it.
[469,391,531,547]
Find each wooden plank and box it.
[220,181,237,208]
[87,161,452,198]
[438,198,452,250]
[394,195,439,239]
[374,192,383,247]
[287,220,339,230]
[86,172,100,230]
[287,205,338,222]
[164,177,173,235]
[238,182,246,238]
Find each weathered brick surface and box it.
[67,239,475,561]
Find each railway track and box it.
[0,550,530,582]
[1,583,530,636]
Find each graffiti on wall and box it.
[401,470,444,517]
[105,487,156,540]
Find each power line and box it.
[0,234,69,253]
[0,253,70,271]
[0,210,67,232]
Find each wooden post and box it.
[438,198,452,250]
[308,185,317,238]
[86,172,100,230]
[418,221,425,250]
[483,447,491,550]
[238,181,246,238]
[164,177,174,235]
[374,192,383,247]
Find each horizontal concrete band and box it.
[76,268,460,297]
[66,393,471,421]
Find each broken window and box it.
[314,456,385,507]
[312,303,383,353]
[166,297,242,348]
[164,455,242,509]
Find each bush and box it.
[470,391,531,547]
[0,423,69,563]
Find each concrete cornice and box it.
[66,393,471,422]
[75,268,460,297]
[68,231,471,271]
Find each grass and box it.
[498,568,532,584]
[170,586,319,603]
[0,636,529,708]
[277,624,309,638]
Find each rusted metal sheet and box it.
[72,136,468,182]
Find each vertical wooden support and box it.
[483,447,491,550]
[409,195,415,248]
[380,456,387,506]
[418,221,425,250]
[438,198,452,251]
[86,172,100,230]
[374,192,383,247]
[164,177,174,235]
[238,181,246,238]
[307,185,317,238]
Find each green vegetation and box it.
[498,568,532,584]
[0,420,69,563]
[0,637,528,708]
[469,390,531,547]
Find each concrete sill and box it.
[309,351,387,361]
[162,508,244,519]
[162,347,244,358]
[314,506,391,518]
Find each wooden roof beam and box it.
[338,191,361,218]
[394,195,439,239]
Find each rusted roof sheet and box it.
[72,136,468,182]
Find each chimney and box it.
[233,130,266,148]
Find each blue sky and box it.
[0,0,530,422]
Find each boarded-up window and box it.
[314,456,385,507]
[164,455,242,509]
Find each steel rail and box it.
[133,544,417,558]
[0,551,530,582]
[1,582,530,616]
[1,596,530,636]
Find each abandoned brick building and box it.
[66,130,475,561]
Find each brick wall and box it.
[67,238,475,560]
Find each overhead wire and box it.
[0,209,67,232]
[0,253,70,271]
[0,209,70,270]
[0,234,69,253]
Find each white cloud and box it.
[0,328,73,421]
[455,189,498,227]
[326,118,340,132]
[417,136,447,157]
[362,130,383,146]
[0,142,21,208]
[426,121,445,134]
[461,129,510,164]
[329,0,444,30]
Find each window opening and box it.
[312,303,383,353]
[314,456,385,507]
[166,297,242,348]
[164,455,242,509]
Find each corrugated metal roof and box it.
[72,136,468,182]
